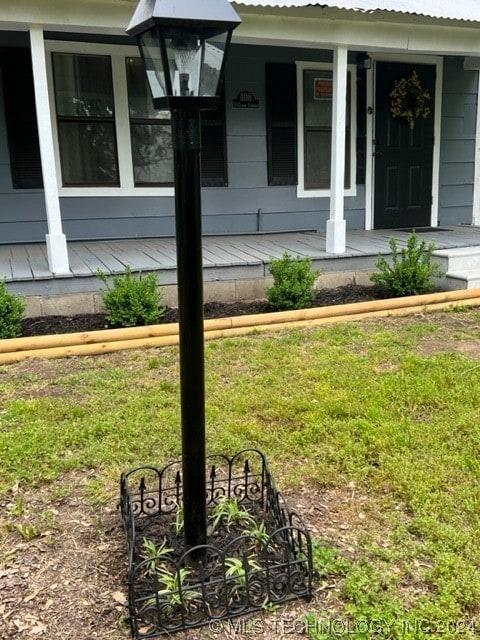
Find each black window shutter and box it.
[0,48,43,189]
[200,90,227,187]
[356,65,367,185]
[266,62,297,186]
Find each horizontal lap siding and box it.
[56,44,366,240]
[0,41,366,243]
[212,44,365,235]
[439,57,477,225]
[0,42,478,242]
[59,197,175,240]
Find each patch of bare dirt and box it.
[0,473,128,640]
[0,474,376,640]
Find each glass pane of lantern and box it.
[164,28,203,97]
[138,27,169,101]
[137,25,230,100]
[200,31,229,97]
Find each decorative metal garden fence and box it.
[120,449,313,637]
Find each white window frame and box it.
[296,60,357,198]
[45,40,174,197]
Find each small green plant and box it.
[210,497,255,531]
[302,612,331,640]
[444,304,472,313]
[0,280,25,339]
[224,556,262,586]
[311,541,351,578]
[8,497,24,517]
[370,232,444,297]
[242,520,271,551]
[97,266,165,327]
[266,252,321,311]
[40,509,60,531]
[141,537,174,576]
[149,567,200,610]
[13,523,41,541]
[148,357,162,370]
[262,600,280,613]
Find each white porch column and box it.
[326,45,348,254]
[473,69,480,226]
[29,24,70,275]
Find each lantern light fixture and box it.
[126,0,242,110]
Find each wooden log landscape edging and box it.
[1,288,480,364]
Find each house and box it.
[1,0,480,282]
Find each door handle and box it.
[373,150,383,158]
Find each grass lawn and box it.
[1,308,480,639]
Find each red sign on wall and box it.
[314,78,332,100]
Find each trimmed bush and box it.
[266,251,321,311]
[0,280,25,339]
[98,266,165,327]
[370,232,444,297]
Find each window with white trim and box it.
[47,42,227,195]
[126,57,173,187]
[52,52,120,186]
[297,62,356,197]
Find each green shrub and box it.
[98,266,165,327]
[0,280,25,339]
[370,232,444,297]
[266,252,321,311]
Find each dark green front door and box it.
[374,62,435,229]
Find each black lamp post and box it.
[126,0,241,552]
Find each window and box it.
[265,61,356,195]
[49,46,227,194]
[297,62,356,197]
[302,69,351,190]
[126,57,173,187]
[52,53,119,186]
[126,57,227,188]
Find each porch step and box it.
[442,269,480,290]
[434,246,480,289]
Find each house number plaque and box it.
[232,90,260,109]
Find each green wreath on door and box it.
[390,70,431,129]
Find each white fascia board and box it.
[3,1,480,55]
[0,0,136,34]
[234,11,480,56]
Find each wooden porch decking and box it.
[3,225,480,298]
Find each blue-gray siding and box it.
[0,38,476,243]
[439,56,478,226]
[60,44,366,241]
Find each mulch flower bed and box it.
[21,285,387,337]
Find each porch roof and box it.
[233,0,480,23]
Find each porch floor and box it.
[4,225,480,298]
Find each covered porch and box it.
[4,226,480,315]
[0,3,479,279]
